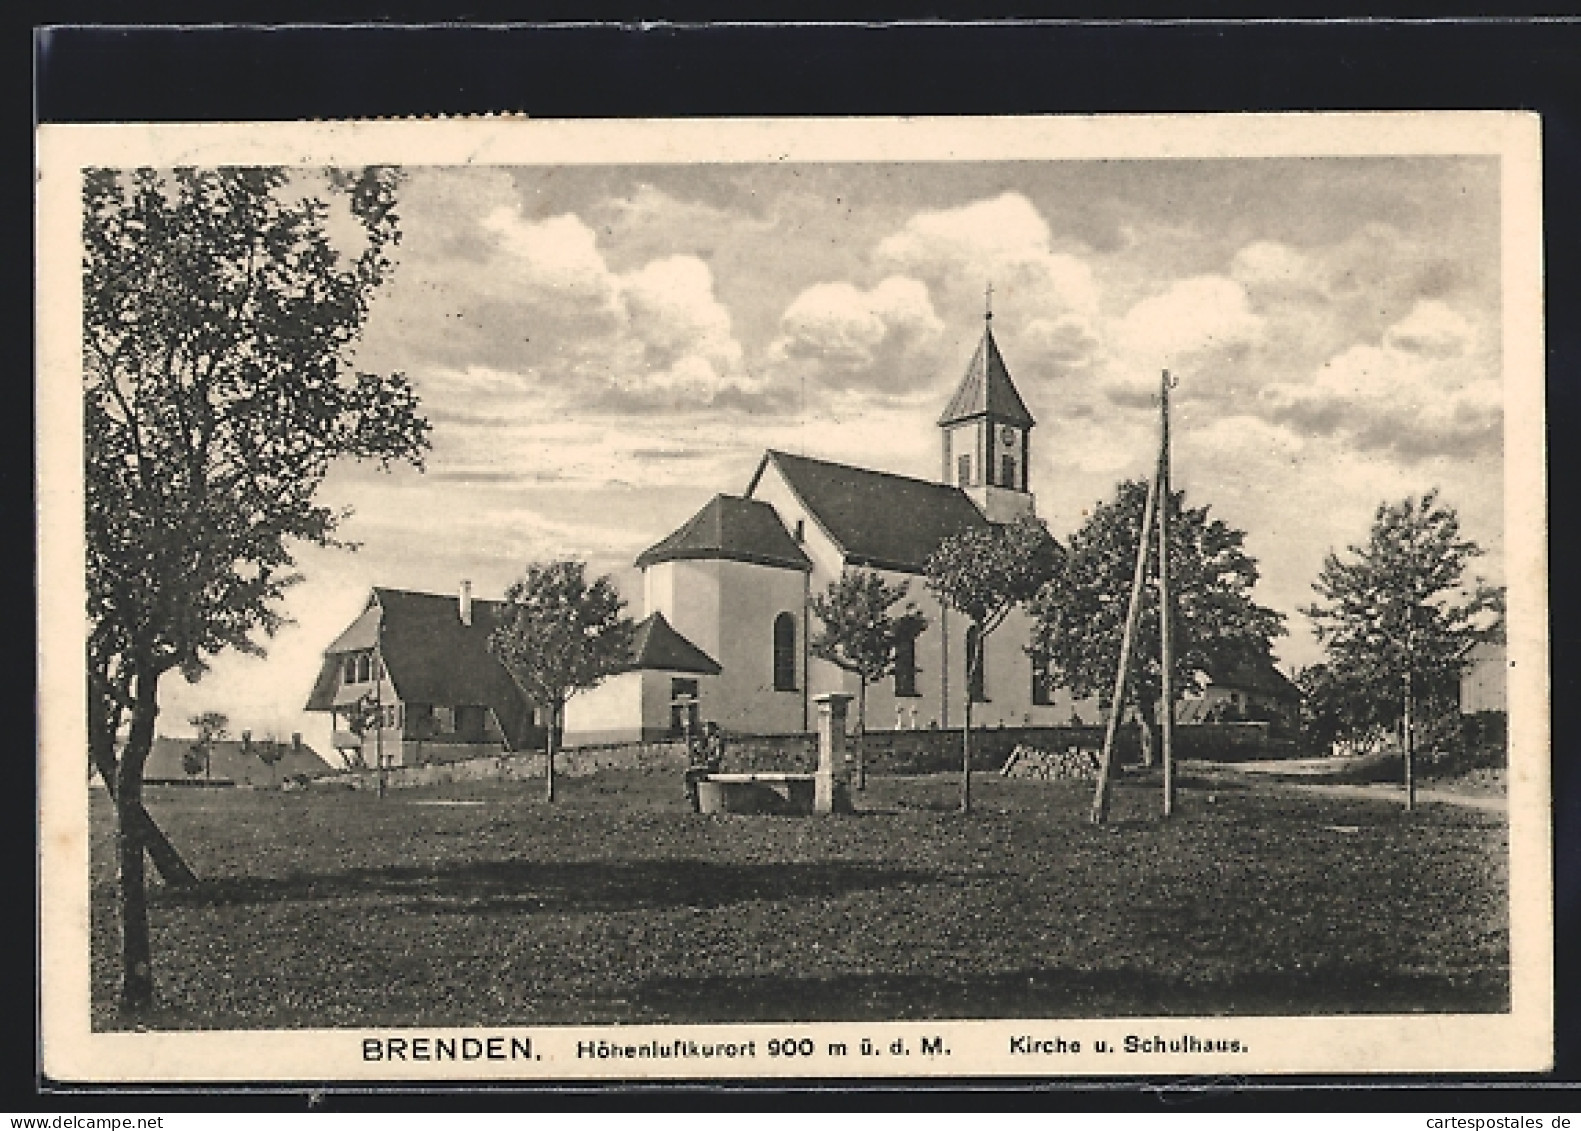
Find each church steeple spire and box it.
[939,300,1037,523]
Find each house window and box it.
[773,612,798,691]
[454,705,486,742]
[355,653,372,683]
[966,624,988,702]
[957,453,972,487]
[670,678,700,738]
[1031,651,1053,706]
[1001,454,1017,490]
[894,622,920,698]
[406,703,435,738]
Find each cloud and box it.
[614,254,746,394]
[1100,274,1262,405]
[1231,240,1322,294]
[1121,275,1262,362]
[479,208,620,304]
[876,192,1105,377]
[767,275,943,389]
[879,192,1100,314]
[474,206,756,407]
[1257,299,1499,460]
[1382,298,1478,358]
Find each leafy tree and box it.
[1294,662,1390,755]
[84,166,429,1013]
[255,738,285,788]
[1030,478,1285,765]
[187,711,229,782]
[1302,491,1503,799]
[489,561,636,803]
[810,569,928,790]
[926,514,1063,813]
[189,711,229,746]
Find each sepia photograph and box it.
[36,113,1550,1082]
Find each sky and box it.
[153,156,1506,752]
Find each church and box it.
[561,310,1100,746]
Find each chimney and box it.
[459,579,473,627]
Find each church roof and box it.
[937,323,1035,429]
[628,612,721,675]
[634,494,812,572]
[752,450,991,574]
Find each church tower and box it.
[938,298,1037,523]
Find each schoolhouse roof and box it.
[304,588,535,745]
[937,323,1035,429]
[634,494,812,572]
[143,737,333,785]
[628,612,722,675]
[1204,654,1301,702]
[751,450,991,574]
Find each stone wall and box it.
[318,723,1293,792]
[723,725,1138,775]
[318,739,689,792]
[723,723,1293,773]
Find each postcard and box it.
[37,112,1549,1082]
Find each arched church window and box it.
[966,624,987,703]
[1001,454,1017,490]
[957,454,972,487]
[773,612,797,691]
[894,621,920,698]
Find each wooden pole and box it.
[1403,619,1415,811]
[1159,370,1177,818]
[1090,453,1164,825]
[375,644,386,800]
[961,632,976,814]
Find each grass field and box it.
[89,769,1509,1030]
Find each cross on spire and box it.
[985,280,994,321]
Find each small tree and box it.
[188,711,229,783]
[1029,478,1285,766]
[339,692,380,773]
[810,569,928,790]
[926,514,1063,813]
[489,561,636,803]
[256,739,285,788]
[1302,491,1503,806]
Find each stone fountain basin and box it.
[696,772,816,815]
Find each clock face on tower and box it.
[1000,425,1016,448]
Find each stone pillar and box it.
[813,693,854,814]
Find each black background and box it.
[26,13,1581,1113]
